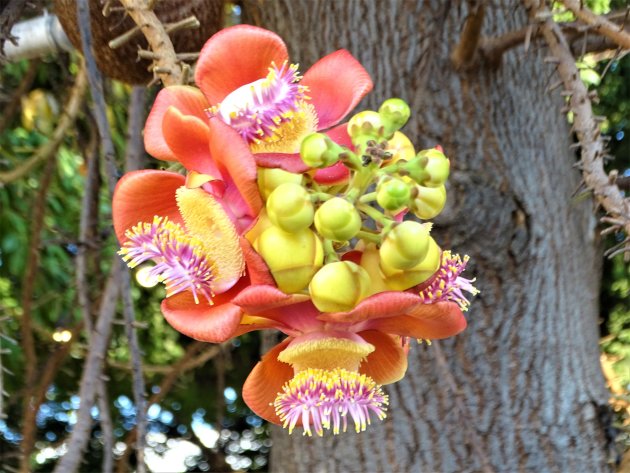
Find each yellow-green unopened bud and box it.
[418,149,450,187]
[347,111,384,142]
[266,183,314,233]
[382,237,441,291]
[300,133,343,168]
[254,226,323,293]
[411,185,446,219]
[376,177,411,212]
[257,168,303,200]
[378,98,410,135]
[309,261,371,312]
[379,221,431,270]
[314,197,362,242]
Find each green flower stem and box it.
[357,203,392,227]
[356,230,381,244]
[323,239,340,264]
[358,192,377,204]
[310,192,334,203]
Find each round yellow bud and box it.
[359,244,391,296]
[257,168,303,200]
[314,197,362,242]
[386,131,415,164]
[347,110,384,141]
[254,226,323,293]
[266,183,314,233]
[382,237,441,291]
[419,149,450,187]
[411,184,447,219]
[309,261,371,312]
[379,221,431,270]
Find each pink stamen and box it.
[214,62,307,143]
[274,368,388,436]
[418,251,479,311]
[119,217,216,304]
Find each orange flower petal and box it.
[162,107,222,177]
[358,330,408,385]
[145,86,209,161]
[112,170,185,244]
[242,339,293,425]
[195,25,289,104]
[366,302,467,340]
[208,117,263,215]
[161,290,245,343]
[302,50,373,130]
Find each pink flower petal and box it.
[359,330,408,385]
[232,285,310,314]
[240,237,276,286]
[112,170,185,244]
[162,107,222,177]
[145,86,209,161]
[195,25,289,104]
[208,117,263,216]
[313,161,350,184]
[242,339,293,424]
[324,122,352,147]
[254,152,309,173]
[302,50,373,130]
[317,291,423,324]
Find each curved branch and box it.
[561,0,630,50]
[0,66,88,184]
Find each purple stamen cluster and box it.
[274,368,388,437]
[220,62,307,143]
[119,216,216,304]
[418,251,479,311]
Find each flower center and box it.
[119,187,245,303]
[418,250,479,311]
[274,368,388,436]
[277,333,375,373]
[212,61,316,151]
[119,216,217,304]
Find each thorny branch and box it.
[451,1,486,69]
[523,2,630,256]
[0,0,28,57]
[560,0,630,51]
[117,0,191,86]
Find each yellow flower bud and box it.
[347,110,384,141]
[254,226,323,293]
[386,131,415,164]
[359,244,391,296]
[266,183,314,233]
[418,149,450,187]
[314,197,362,242]
[309,261,371,312]
[381,237,441,291]
[376,176,411,212]
[410,184,447,219]
[257,168,303,200]
[379,221,431,270]
[300,133,343,168]
[378,98,410,134]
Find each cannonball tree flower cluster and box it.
[112,25,478,437]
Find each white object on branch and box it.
[4,14,73,61]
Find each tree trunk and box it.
[242,1,611,472]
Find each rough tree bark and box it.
[242,1,611,472]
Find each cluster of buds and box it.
[251,98,455,313]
